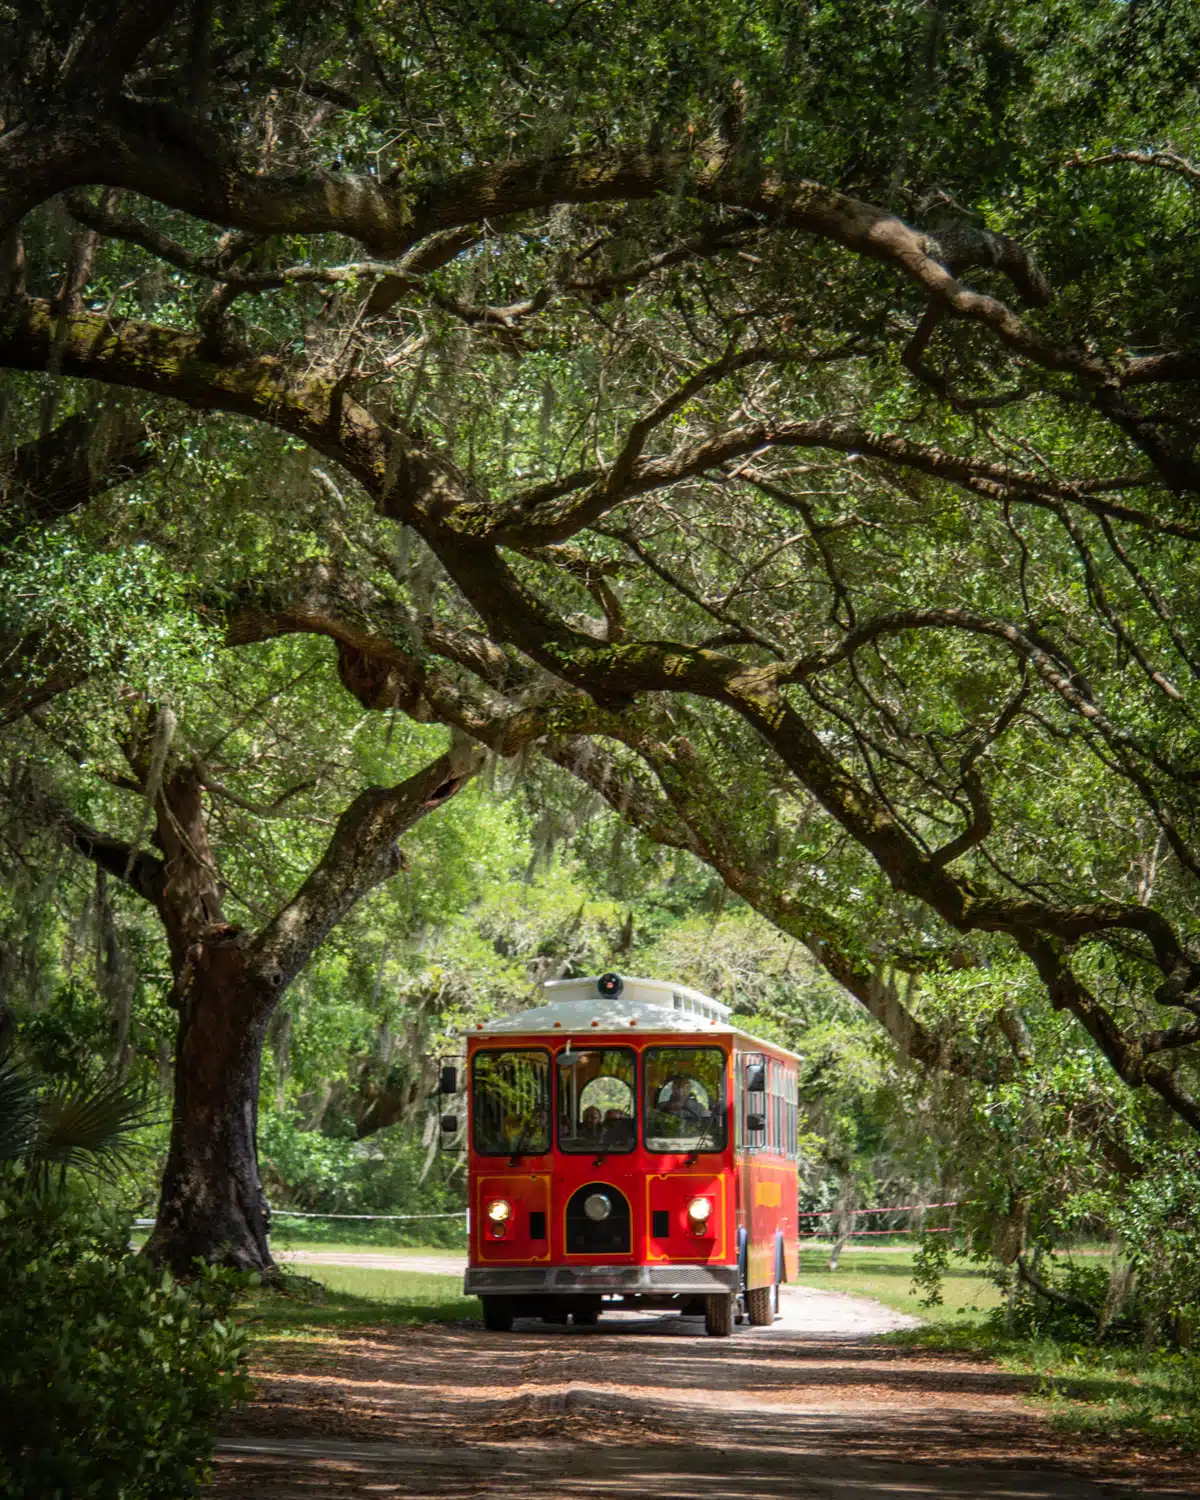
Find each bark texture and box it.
[145,940,274,1273]
[50,723,482,1272]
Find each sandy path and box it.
[276,1250,468,1276]
[213,1280,1198,1498]
[276,1252,916,1337]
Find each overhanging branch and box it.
[33,796,165,906]
[1,408,154,543]
[250,742,486,990]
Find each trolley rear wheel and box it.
[704,1292,735,1337]
[482,1296,514,1332]
[747,1284,776,1326]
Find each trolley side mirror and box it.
[745,1060,766,1094]
[745,1111,766,1132]
[439,1064,458,1095]
[440,1113,458,1135]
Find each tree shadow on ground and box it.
[215,1316,1200,1498]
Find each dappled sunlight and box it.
[214,1428,1175,1499]
[217,1312,1200,1497]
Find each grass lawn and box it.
[816,1246,1200,1453]
[272,1237,464,1263]
[894,1321,1200,1451]
[137,1224,473,1352]
[239,1265,480,1347]
[294,1262,472,1308]
[792,1244,1002,1322]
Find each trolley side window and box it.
[786,1066,798,1159]
[763,1059,799,1158]
[739,1052,767,1152]
[556,1047,637,1153]
[471,1048,551,1156]
[643,1046,728,1154]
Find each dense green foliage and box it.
[3,0,1200,1376]
[0,1045,155,1192]
[3,787,883,1220]
[0,1181,249,1499]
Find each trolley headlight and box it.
[486,1198,513,1224]
[687,1195,713,1230]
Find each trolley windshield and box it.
[644,1046,728,1153]
[471,1048,551,1156]
[556,1046,636,1153]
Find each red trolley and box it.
[453,972,799,1335]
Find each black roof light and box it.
[597,972,624,998]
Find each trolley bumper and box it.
[465,1263,739,1297]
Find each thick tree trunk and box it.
[144,937,276,1274]
[140,759,278,1274]
[55,733,479,1274]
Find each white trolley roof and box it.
[478,974,733,1035]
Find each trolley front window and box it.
[644,1046,728,1153]
[556,1047,636,1153]
[471,1049,551,1157]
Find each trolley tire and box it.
[704,1292,735,1337]
[573,1308,600,1326]
[747,1284,775,1326]
[482,1296,515,1332]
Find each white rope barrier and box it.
[135,1203,953,1229]
[797,1200,962,1239]
[133,1210,466,1227]
[797,1200,961,1219]
[271,1210,466,1221]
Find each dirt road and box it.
[214,1279,1198,1499]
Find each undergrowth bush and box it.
[982,1257,1146,1343]
[0,1177,250,1500]
[258,1112,466,1245]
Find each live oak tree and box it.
[7,0,1200,1259]
[16,668,482,1270]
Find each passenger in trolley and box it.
[442,971,800,1335]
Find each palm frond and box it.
[35,1074,158,1184]
[0,1049,39,1162]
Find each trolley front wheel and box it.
[482,1295,515,1332]
[704,1292,735,1337]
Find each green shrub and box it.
[982,1258,1129,1343]
[0,1179,250,1500]
[258,1111,466,1244]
